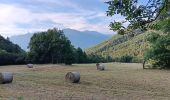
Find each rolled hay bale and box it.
[65,72,80,83]
[27,64,33,68]
[0,72,13,84]
[97,64,105,71]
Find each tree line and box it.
[0,28,112,65]
[27,28,113,65]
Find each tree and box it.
[106,0,170,34]
[28,28,74,64]
[75,47,88,63]
[144,32,170,68]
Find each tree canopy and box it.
[28,28,75,64]
[144,32,170,68]
[106,0,170,34]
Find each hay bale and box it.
[0,72,13,84]
[98,64,105,70]
[27,64,33,68]
[65,72,80,83]
[96,63,105,71]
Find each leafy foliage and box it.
[86,53,113,63]
[149,17,170,33]
[106,0,170,34]
[75,47,88,63]
[118,55,133,63]
[28,28,75,64]
[0,36,24,53]
[144,32,170,68]
[112,55,135,63]
[0,35,26,65]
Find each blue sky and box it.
[0,0,126,37]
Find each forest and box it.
[0,28,112,65]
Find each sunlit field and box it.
[0,63,170,100]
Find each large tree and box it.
[106,0,170,34]
[144,32,170,68]
[28,28,74,64]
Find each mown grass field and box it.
[0,63,170,100]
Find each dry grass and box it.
[0,63,170,100]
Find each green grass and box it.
[1,63,170,99]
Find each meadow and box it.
[0,63,170,100]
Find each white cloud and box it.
[0,4,32,24]
[99,0,110,3]
[0,3,122,37]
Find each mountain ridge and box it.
[10,28,111,50]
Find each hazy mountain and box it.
[63,29,111,49]
[10,29,111,50]
[9,33,33,51]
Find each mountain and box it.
[9,33,33,51]
[10,29,111,50]
[85,31,150,61]
[63,29,111,48]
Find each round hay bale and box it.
[0,72,13,84]
[65,72,80,83]
[98,64,105,71]
[27,64,33,68]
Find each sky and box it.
[0,0,128,37]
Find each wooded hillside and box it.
[0,35,26,65]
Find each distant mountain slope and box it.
[10,29,111,50]
[86,31,150,59]
[9,33,33,51]
[63,29,111,48]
